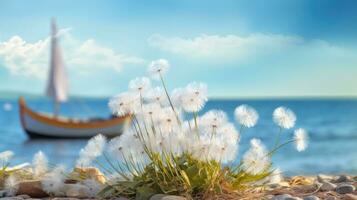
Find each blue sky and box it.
[0,0,357,98]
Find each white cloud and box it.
[0,30,145,79]
[148,34,304,61]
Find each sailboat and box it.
[18,19,131,139]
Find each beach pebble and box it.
[303,195,320,200]
[317,174,332,183]
[320,181,337,191]
[335,183,355,194]
[15,195,30,199]
[285,197,303,200]
[334,175,351,183]
[16,180,48,198]
[270,194,292,200]
[150,194,186,200]
[325,197,337,200]
[344,194,357,200]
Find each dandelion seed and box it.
[0,150,14,164]
[33,151,48,178]
[129,77,151,94]
[5,175,18,196]
[108,92,140,117]
[76,134,106,167]
[234,104,259,128]
[242,138,270,175]
[273,107,296,129]
[82,179,102,198]
[294,128,308,152]
[148,59,169,79]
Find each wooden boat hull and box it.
[19,97,131,139]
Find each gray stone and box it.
[285,197,303,200]
[335,183,355,194]
[317,174,332,183]
[15,195,30,199]
[0,198,23,200]
[150,194,186,200]
[325,197,337,200]
[334,175,351,183]
[270,194,292,200]
[114,197,130,200]
[303,195,320,200]
[320,181,336,191]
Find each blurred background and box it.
[0,0,356,175]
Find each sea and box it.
[0,97,356,176]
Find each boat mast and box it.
[45,18,68,116]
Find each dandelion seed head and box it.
[242,138,270,175]
[82,179,102,198]
[108,92,140,117]
[76,134,106,167]
[33,151,48,178]
[129,77,151,94]
[180,82,208,113]
[148,59,169,79]
[273,107,296,129]
[145,87,168,105]
[294,128,308,152]
[200,110,228,129]
[0,150,14,164]
[5,175,18,196]
[41,165,67,196]
[235,104,259,128]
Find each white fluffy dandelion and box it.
[129,77,151,94]
[269,168,283,184]
[82,179,102,198]
[199,110,228,129]
[242,138,270,175]
[273,107,296,129]
[148,59,170,79]
[0,150,14,164]
[4,175,19,196]
[234,105,259,128]
[294,128,308,152]
[181,82,208,113]
[76,134,107,167]
[159,107,180,133]
[108,92,140,117]
[33,151,48,178]
[41,165,67,196]
[145,87,168,105]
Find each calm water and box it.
[0,98,356,175]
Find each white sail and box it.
[46,19,68,105]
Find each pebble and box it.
[334,175,351,183]
[320,181,336,191]
[335,183,355,194]
[317,174,332,183]
[270,194,292,200]
[64,184,89,198]
[303,195,320,200]
[150,194,187,200]
[345,194,357,200]
[325,197,337,200]
[285,197,303,200]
